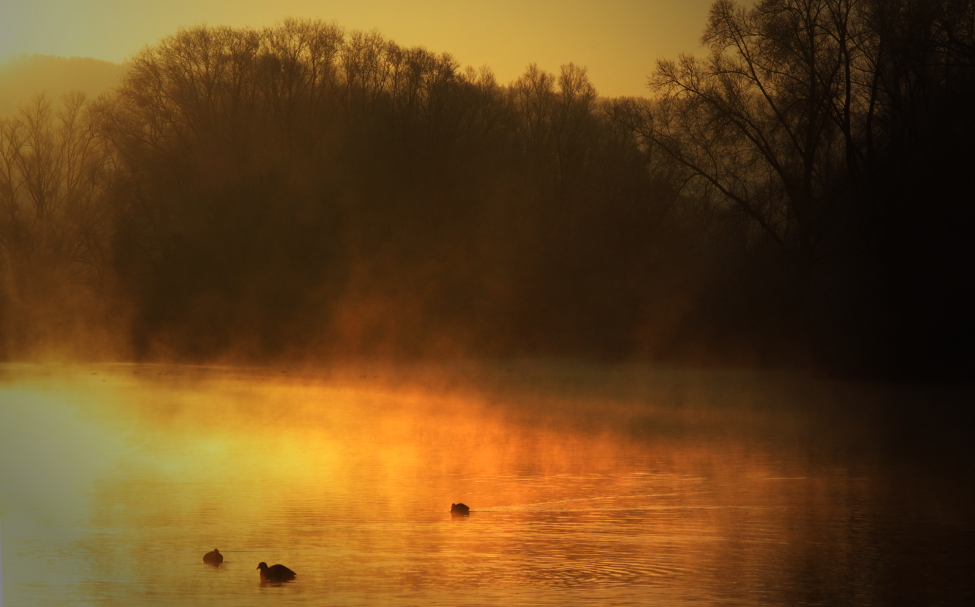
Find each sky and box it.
[0,0,715,98]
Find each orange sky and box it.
[0,0,714,98]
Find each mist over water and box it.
[2,363,972,606]
[2,1,974,604]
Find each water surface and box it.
[1,362,972,605]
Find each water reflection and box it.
[0,363,972,606]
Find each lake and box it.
[1,361,972,606]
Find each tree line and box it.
[636,0,975,376]
[1,0,972,377]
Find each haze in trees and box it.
[1,3,971,378]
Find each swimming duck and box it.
[451,503,470,515]
[257,562,297,582]
[203,549,223,565]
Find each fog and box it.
[2,361,973,605]
[0,54,126,116]
[2,5,973,604]
[0,4,973,379]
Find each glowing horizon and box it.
[0,0,713,98]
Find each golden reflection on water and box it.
[0,363,968,606]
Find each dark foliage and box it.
[638,0,975,378]
[1,6,971,378]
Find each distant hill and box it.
[0,54,127,116]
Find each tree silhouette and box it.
[0,93,111,356]
[0,12,968,374]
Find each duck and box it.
[257,562,297,582]
[203,548,223,565]
[450,503,470,515]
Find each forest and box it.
[1,0,972,379]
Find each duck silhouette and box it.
[257,562,297,583]
[203,549,223,565]
[450,503,470,515]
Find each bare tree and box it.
[0,93,111,354]
[643,0,879,270]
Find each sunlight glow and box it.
[0,0,714,97]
